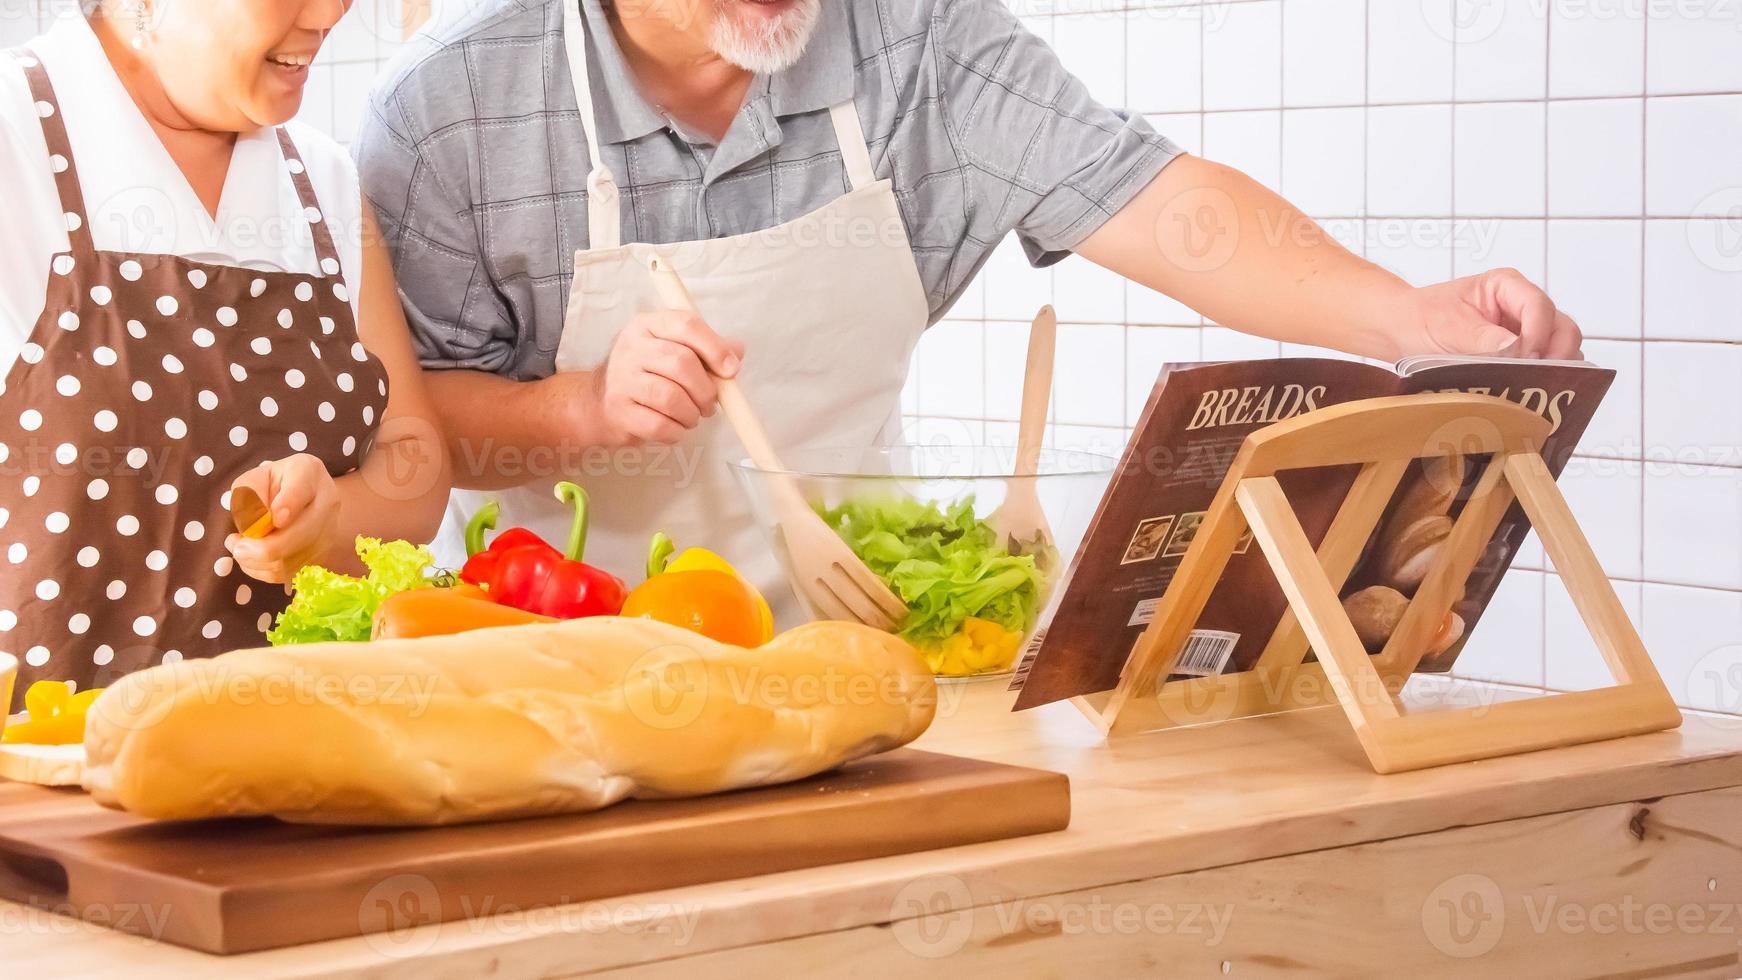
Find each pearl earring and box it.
[130,0,150,50]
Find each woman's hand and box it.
[225,454,342,584]
[1396,269,1585,361]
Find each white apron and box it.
[436,2,929,627]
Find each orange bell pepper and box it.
[641,533,775,644]
[622,568,769,648]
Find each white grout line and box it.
[1539,0,1556,686]
[1638,3,1653,639]
[1127,89,1742,116]
[1447,0,1458,263]
[1360,0,1369,235]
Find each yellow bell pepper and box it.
[645,533,776,644]
[3,680,104,745]
[917,617,1025,676]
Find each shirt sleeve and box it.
[354,86,518,375]
[0,71,59,380]
[933,0,1183,265]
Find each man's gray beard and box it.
[709,0,821,74]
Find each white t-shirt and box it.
[0,13,364,381]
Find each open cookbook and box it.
[1009,354,1615,710]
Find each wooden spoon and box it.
[985,305,1059,568]
[645,256,908,630]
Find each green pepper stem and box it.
[555,482,590,561]
[646,532,675,579]
[464,500,501,557]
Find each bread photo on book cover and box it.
[1343,453,1468,656]
[82,618,938,826]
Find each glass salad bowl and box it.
[733,445,1117,679]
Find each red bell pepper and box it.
[461,502,550,585]
[463,483,626,619]
[459,501,558,587]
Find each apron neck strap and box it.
[274,128,346,279]
[12,48,96,263]
[562,0,622,248]
[561,2,878,244]
[827,98,875,192]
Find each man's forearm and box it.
[426,369,600,490]
[1077,154,1416,361]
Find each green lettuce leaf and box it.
[266,537,437,645]
[817,496,1044,647]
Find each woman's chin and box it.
[254,66,311,122]
[249,89,306,128]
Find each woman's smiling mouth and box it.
[266,51,316,75]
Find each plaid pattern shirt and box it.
[357,0,1181,379]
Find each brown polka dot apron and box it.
[0,49,388,710]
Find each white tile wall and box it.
[1547,98,1642,216]
[1641,582,1742,715]
[1548,0,1643,99]
[1281,106,1364,215]
[1366,105,1452,215]
[1452,570,1546,688]
[908,0,1742,714]
[1645,5,1742,95]
[1202,0,1280,110]
[1203,109,1282,189]
[1453,0,1546,103]
[1546,221,1642,338]
[1368,0,1453,104]
[1645,95,1742,218]
[1282,0,1363,107]
[13,1,1739,715]
[1454,102,1546,216]
[1545,577,1641,692]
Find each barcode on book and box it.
[1007,627,1048,692]
[1173,629,1240,677]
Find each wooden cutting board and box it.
[0,748,1068,955]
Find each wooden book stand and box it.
[1072,393,1682,773]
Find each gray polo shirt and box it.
[357,0,1181,379]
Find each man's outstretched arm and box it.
[1078,154,1582,362]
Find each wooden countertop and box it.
[8,679,1742,978]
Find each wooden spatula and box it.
[230,475,274,539]
[646,256,908,631]
[986,305,1059,569]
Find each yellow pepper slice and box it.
[3,679,104,745]
[919,618,1025,676]
[23,677,67,719]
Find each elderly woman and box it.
[0,0,449,708]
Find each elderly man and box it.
[357,0,1580,618]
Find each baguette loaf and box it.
[83,618,937,826]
